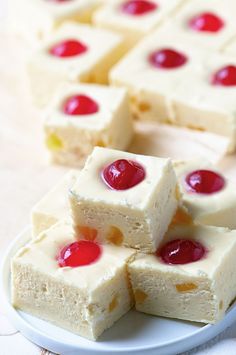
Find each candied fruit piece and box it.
[46,133,63,151]
[175,283,198,292]
[107,226,124,246]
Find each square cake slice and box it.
[160,0,236,51]
[171,52,236,152]
[110,31,208,122]
[27,23,124,107]
[129,224,236,324]
[8,0,101,44]
[43,84,133,167]
[70,147,178,253]
[93,0,185,50]
[11,220,136,341]
[173,159,236,229]
[31,170,80,237]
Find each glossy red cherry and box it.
[149,48,188,69]
[189,12,224,33]
[63,95,99,115]
[159,239,206,265]
[49,39,88,58]
[185,169,225,194]
[57,241,102,267]
[121,0,157,16]
[102,159,145,190]
[211,65,236,87]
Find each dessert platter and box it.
[3,0,236,354]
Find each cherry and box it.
[211,65,236,87]
[63,95,99,115]
[149,48,188,69]
[102,159,145,190]
[189,12,224,33]
[159,239,206,265]
[57,241,102,267]
[49,39,87,58]
[185,170,225,194]
[121,0,157,16]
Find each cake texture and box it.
[11,220,136,340]
[43,84,133,167]
[70,147,178,253]
[129,224,236,324]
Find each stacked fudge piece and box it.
[11,147,236,340]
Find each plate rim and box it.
[1,226,236,354]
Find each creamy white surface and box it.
[71,146,174,210]
[13,220,135,291]
[174,159,236,228]
[163,0,236,50]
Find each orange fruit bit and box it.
[134,289,148,303]
[175,283,197,292]
[76,226,98,241]
[107,226,124,246]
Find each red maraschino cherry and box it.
[211,65,236,87]
[57,241,102,267]
[189,12,224,33]
[121,0,157,16]
[159,239,206,265]
[149,48,188,69]
[185,170,225,194]
[63,95,99,115]
[49,39,88,58]
[102,159,145,190]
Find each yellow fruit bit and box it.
[107,226,124,246]
[219,300,223,310]
[138,102,151,112]
[96,140,106,148]
[46,133,63,151]
[171,208,193,226]
[175,185,181,201]
[134,289,148,304]
[76,226,98,241]
[175,283,198,292]
[109,294,119,312]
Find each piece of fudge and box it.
[110,31,208,122]
[129,224,236,324]
[8,0,101,44]
[27,23,124,107]
[170,52,236,152]
[31,170,80,237]
[70,147,178,253]
[93,0,185,50]
[43,83,134,167]
[173,159,236,229]
[159,0,236,51]
[11,220,136,340]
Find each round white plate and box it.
[2,228,236,355]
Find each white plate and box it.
[2,228,236,355]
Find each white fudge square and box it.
[174,159,236,229]
[11,220,136,341]
[31,170,80,237]
[129,224,236,324]
[93,0,185,50]
[110,31,208,122]
[8,0,101,44]
[171,52,236,152]
[43,84,133,167]
[161,0,236,51]
[70,147,178,253]
[28,23,124,107]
